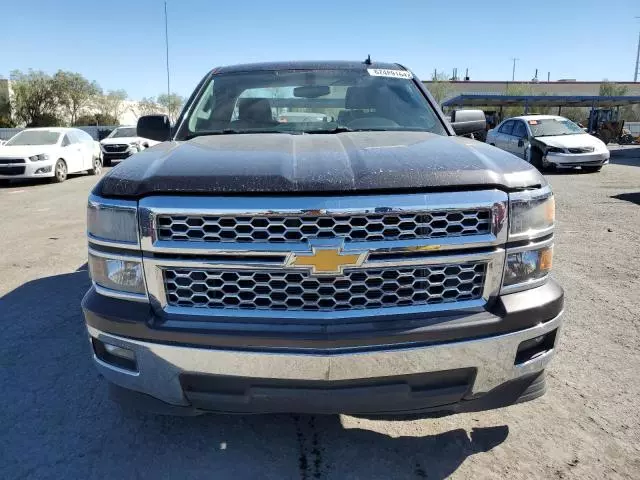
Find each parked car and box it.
[83,61,562,416]
[100,125,158,166]
[486,115,609,173]
[0,127,102,184]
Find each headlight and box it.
[87,195,138,244]
[546,147,564,154]
[509,187,555,241]
[502,244,553,291]
[29,153,49,161]
[88,252,146,295]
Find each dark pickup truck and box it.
[82,61,563,416]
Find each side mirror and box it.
[450,109,487,136]
[137,115,171,142]
[518,139,525,147]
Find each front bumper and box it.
[545,150,609,167]
[0,160,55,179]
[84,281,564,415]
[102,151,134,161]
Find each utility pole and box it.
[511,58,519,81]
[164,0,171,99]
[634,17,640,82]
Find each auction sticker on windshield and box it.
[367,69,413,79]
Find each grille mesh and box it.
[156,210,492,243]
[103,144,128,152]
[164,263,486,312]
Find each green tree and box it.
[157,92,185,122]
[426,71,452,105]
[54,71,100,125]
[93,89,128,123]
[75,113,118,126]
[137,96,161,116]
[599,81,628,96]
[9,70,62,126]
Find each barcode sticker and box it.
[367,69,413,79]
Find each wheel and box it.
[103,157,112,167]
[582,166,602,173]
[619,134,633,145]
[89,156,103,175]
[52,159,67,183]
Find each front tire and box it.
[103,157,112,167]
[89,156,103,176]
[52,159,68,183]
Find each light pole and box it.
[164,0,171,99]
[511,57,519,81]
[634,17,640,82]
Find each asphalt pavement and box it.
[1,150,639,479]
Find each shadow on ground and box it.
[0,172,100,189]
[609,146,640,167]
[612,192,640,206]
[0,268,508,479]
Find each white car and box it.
[486,115,609,173]
[0,127,102,184]
[100,126,157,166]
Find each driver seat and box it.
[236,98,278,127]
[339,86,380,125]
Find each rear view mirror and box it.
[450,110,486,136]
[137,115,171,142]
[293,86,330,98]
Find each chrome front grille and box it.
[156,209,492,243]
[164,262,487,312]
[139,191,509,318]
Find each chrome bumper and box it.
[87,312,562,407]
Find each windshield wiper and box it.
[185,129,285,140]
[303,126,355,134]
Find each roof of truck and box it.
[213,60,406,74]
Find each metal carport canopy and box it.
[442,94,640,108]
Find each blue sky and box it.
[1,0,639,100]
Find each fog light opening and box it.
[35,166,52,174]
[515,329,557,365]
[92,338,138,372]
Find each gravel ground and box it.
[1,150,639,479]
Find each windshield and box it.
[109,127,137,138]
[6,130,60,146]
[179,69,446,139]
[528,118,584,137]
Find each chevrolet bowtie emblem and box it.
[287,247,367,275]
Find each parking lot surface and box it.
[1,150,639,479]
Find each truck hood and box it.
[96,131,546,198]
